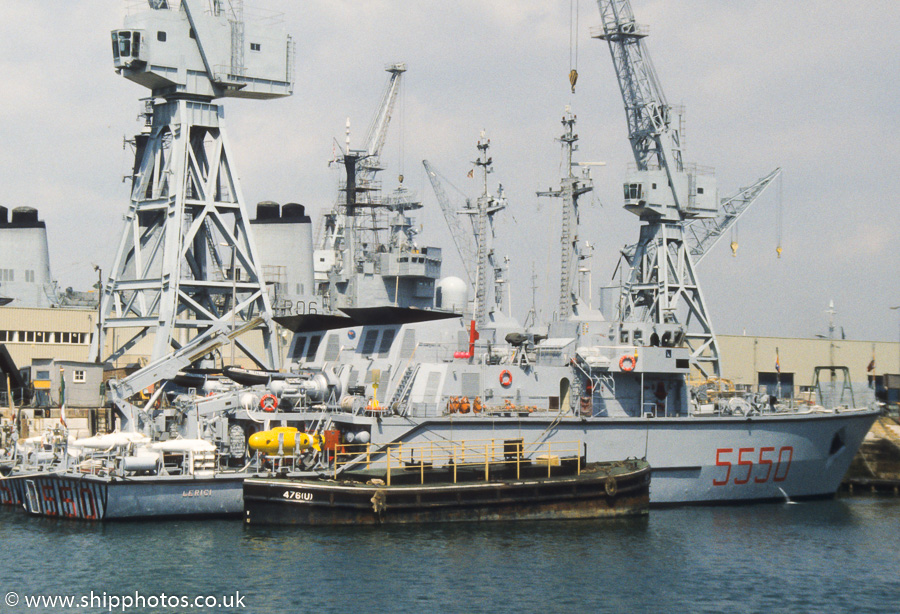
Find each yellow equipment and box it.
[248,427,317,455]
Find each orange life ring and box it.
[619,355,636,372]
[499,370,513,387]
[260,393,278,412]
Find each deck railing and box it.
[333,438,583,485]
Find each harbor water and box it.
[1,496,898,613]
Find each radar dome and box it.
[437,276,468,313]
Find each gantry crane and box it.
[90,0,294,369]
[595,0,725,376]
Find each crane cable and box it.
[569,0,579,92]
[776,171,783,258]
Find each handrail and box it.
[333,438,583,485]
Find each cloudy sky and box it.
[1,1,897,342]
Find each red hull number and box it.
[713,446,793,486]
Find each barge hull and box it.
[244,462,650,525]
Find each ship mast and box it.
[461,133,506,327]
[537,109,594,320]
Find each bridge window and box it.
[290,337,308,360]
[305,335,322,360]
[361,330,378,355]
[250,43,261,52]
[377,329,396,356]
[157,31,167,42]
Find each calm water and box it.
[1,496,898,613]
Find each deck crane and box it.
[596,0,738,376]
[359,63,407,183]
[422,160,477,289]
[91,0,294,369]
[424,133,508,328]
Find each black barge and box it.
[244,439,649,525]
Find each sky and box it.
[0,1,897,342]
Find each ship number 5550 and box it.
[713,446,793,486]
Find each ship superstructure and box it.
[313,65,443,313]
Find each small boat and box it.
[5,436,246,520]
[243,439,650,525]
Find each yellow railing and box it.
[333,438,582,485]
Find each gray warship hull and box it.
[4,472,243,520]
[325,409,876,506]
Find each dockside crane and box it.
[91,0,294,369]
[685,167,782,262]
[595,0,770,376]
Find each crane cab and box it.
[111,30,145,69]
[623,169,718,221]
[111,0,293,100]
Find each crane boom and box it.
[360,63,407,178]
[422,160,476,289]
[619,167,783,264]
[686,168,782,262]
[595,0,681,176]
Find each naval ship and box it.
[240,110,879,507]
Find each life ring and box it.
[259,394,278,412]
[499,370,513,387]
[605,476,618,497]
[619,355,637,372]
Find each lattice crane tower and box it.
[595,0,721,376]
[90,0,293,368]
